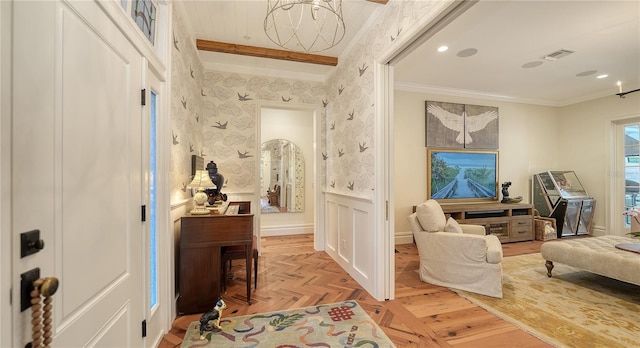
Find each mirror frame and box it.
[260,139,305,213]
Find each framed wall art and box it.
[425,101,499,149]
[427,148,499,202]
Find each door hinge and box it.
[141,319,147,337]
[141,205,146,222]
[141,89,146,106]
[385,201,389,221]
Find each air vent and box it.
[542,49,574,61]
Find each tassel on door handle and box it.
[28,277,59,348]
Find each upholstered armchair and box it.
[408,200,504,298]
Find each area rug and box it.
[453,253,640,348]
[260,205,280,214]
[180,300,395,347]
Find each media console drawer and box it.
[510,218,533,242]
[441,202,534,243]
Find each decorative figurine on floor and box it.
[501,181,523,203]
[199,297,227,340]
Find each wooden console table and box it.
[440,202,534,243]
[178,201,253,315]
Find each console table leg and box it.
[545,260,554,277]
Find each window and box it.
[131,0,157,45]
[149,90,158,308]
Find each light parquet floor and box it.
[159,234,552,348]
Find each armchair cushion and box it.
[444,217,463,233]
[460,224,487,235]
[415,199,446,232]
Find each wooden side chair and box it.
[221,236,259,295]
[268,184,280,206]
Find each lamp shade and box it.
[187,170,216,189]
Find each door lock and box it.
[21,230,44,258]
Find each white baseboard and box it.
[395,231,414,245]
[589,225,606,237]
[261,224,314,236]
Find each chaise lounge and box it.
[541,235,640,286]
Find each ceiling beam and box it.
[196,39,338,66]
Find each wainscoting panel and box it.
[326,200,339,253]
[324,193,376,296]
[352,207,373,281]
[338,203,353,263]
[170,199,189,320]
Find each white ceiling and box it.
[178,0,640,106]
[177,0,383,80]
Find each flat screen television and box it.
[427,148,499,203]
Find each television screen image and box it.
[427,148,499,202]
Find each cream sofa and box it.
[541,235,640,286]
[408,200,504,298]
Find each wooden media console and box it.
[440,202,534,243]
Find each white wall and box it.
[393,90,561,241]
[557,93,640,236]
[260,107,315,235]
[393,89,640,241]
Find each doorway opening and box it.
[258,104,318,246]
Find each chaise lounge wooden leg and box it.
[545,260,554,277]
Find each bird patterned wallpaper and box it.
[199,72,326,192]
[171,1,456,203]
[170,7,206,203]
[171,7,327,202]
[323,0,453,198]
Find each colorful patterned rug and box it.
[454,253,640,348]
[180,300,395,347]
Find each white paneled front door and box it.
[12,1,144,346]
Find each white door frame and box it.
[143,59,171,347]
[256,101,324,250]
[0,1,13,346]
[374,0,477,300]
[609,117,640,236]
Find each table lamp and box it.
[187,170,217,215]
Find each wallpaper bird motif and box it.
[170,8,326,199]
[170,0,463,202]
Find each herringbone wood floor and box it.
[159,234,552,347]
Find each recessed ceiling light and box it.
[597,74,609,79]
[576,70,597,77]
[457,48,478,58]
[522,61,543,68]
[437,46,448,52]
